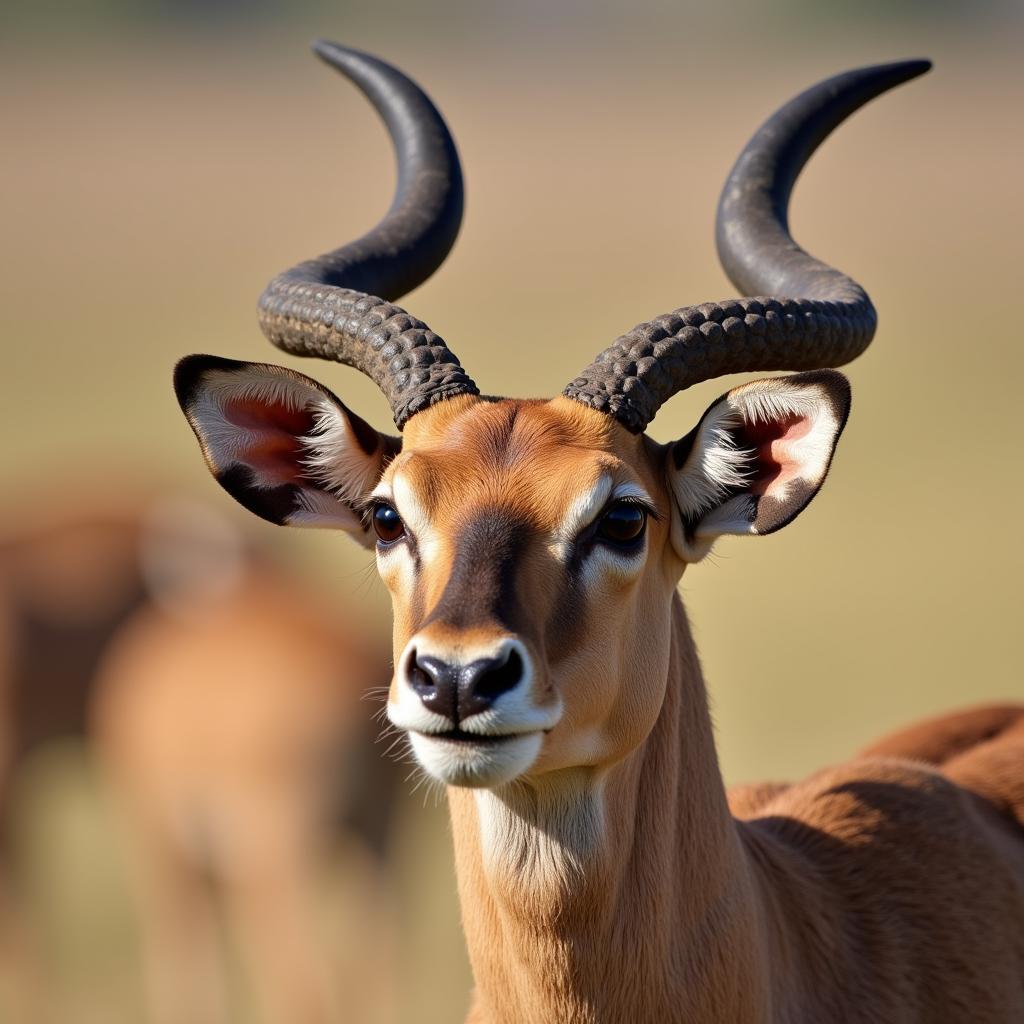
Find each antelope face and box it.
[175,43,895,791]
[374,396,677,787]
[177,354,849,791]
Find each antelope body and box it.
[175,44,1024,1022]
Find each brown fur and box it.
[0,509,150,826]
[178,369,1024,1022]
[379,396,1024,1023]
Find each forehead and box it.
[385,396,657,524]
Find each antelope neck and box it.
[446,595,782,1024]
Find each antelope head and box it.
[175,43,928,790]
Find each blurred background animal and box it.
[0,495,398,1023]
[0,500,160,1010]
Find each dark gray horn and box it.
[563,60,931,434]
[258,41,478,429]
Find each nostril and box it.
[408,651,457,721]
[407,648,433,696]
[474,648,524,702]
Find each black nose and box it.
[408,647,525,723]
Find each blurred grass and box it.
[1,6,1022,1021]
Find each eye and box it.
[372,502,405,544]
[596,501,647,547]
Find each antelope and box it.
[0,501,190,1018]
[174,42,1024,1023]
[91,533,397,1024]
[0,504,154,950]
[0,497,396,1024]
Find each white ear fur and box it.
[668,370,850,562]
[175,355,394,542]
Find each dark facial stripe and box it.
[546,564,587,664]
[423,508,530,633]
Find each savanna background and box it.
[1,0,1022,1021]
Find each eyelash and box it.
[610,496,660,520]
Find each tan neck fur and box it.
[446,585,1024,1024]
[447,595,777,1024]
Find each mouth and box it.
[417,727,522,746]
[407,728,544,787]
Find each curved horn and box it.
[563,60,931,434]
[258,41,478,429]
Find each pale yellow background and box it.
[1,2,1022,1020]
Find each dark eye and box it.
[596,501,647,547]
[372,503,405,544]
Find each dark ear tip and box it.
[783,368,851,423]
[810,366,850,394]
[173,354,243,410]
[816,369,851,425]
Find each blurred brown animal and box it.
[0,507,152,833]
[92,541,398,1024]
[0,496,398,1024]
[0,505,156,1016]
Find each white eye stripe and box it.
[554,475,613,547]
[371,474,428,534]
[371,477,446,572]
[549,479,655,563]
[582,543,647,584]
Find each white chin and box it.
[407,732,543,788]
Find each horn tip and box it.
[310,38,368,70]
[900,57,933,77]
[882,58,932,84]
[311,37,340,56]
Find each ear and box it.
[667,370,851,562]
[173,355,399,546]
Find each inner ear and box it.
[669,370,851,560]
[735,408,818,500]
[217,393,320,485]
[175,354,398,537]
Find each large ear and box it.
[173,355,399,545]
[667,370,850,562]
